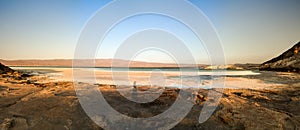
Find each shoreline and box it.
[11,67,263,89]
[0,69,299,129]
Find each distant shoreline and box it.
[9,66,256,72]
[0,59,260,70]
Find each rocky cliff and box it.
[0,63,14,74]
[260,41,300,72]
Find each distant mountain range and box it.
[0,59,205,68]
[12,42,300,70]
[260,41,300,72]
[0,59,260,70]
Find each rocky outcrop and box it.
[260,41,300,72]
[233,63,260,70]
[0,63,14,74]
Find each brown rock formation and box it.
[260,41,300,72]
[0,63,14,74]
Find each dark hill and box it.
[260,41,300,72]
[0,63,14,74]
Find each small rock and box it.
[254,102,260,107]
[218,113,233,125]
[232,92,243,96]
[26,80,31,84]
[21,74,31,78]
[193,91,207,104]
[0,118,13,130]
[11,117,28,130]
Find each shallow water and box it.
[10,66,273,89]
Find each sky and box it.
[0,0,299,64]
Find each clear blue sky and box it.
[0,0,299,64]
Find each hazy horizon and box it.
[1,41,298,65]
[0,57,265,65]
[0,0,300,64]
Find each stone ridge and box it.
[0,63,14,74]
[260,41,300,72]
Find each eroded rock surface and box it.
[260,41,300,72]
[0,66,299,129]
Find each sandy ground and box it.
[0,70,299,129]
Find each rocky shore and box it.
[0,63,300,129]
[260,41,300,73]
